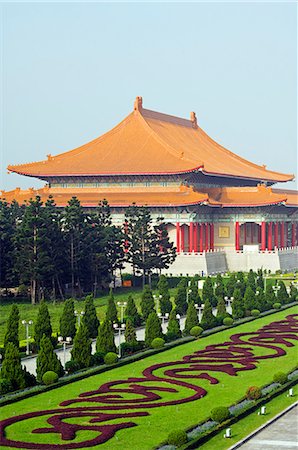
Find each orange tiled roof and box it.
[7,97,294,183]
[1,184,296,208]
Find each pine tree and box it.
[71,324,92,368]
[289,284,298,302]
[200,299,217,330]
[34,301,52,349]
[82,294,99,338]
[265,285,276,307]
[277,282,289,305]
[106,290,118,323]
[243,286,257,312]
[166,309,182,341]
[158,275,172,314]
[4,304,19,349]
[59,298,76,339]
[184,302,200,335]
[174,281,187,315]
[247,269,256,292]
[255,290,268,312]
[236,272,246,297]
[232,288,245,319]
[145,312,163,347]
[216,297,228,324]
[188,277,201,305]
[125,295,141,327]
[96,319,116,354]
[214,274,225,299]
[1,342,25,390]
[256,269,264,290]
[140,285,155,320]
[0,200,18,291]
[124,319,137,343]
[226,274,237,297]
[36,334,64,382]
[202,277,216,307]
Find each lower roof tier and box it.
[1,184,297,208]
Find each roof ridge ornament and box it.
[190,111,198,129]
[134,96,143,111]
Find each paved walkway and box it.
[234,404,298,449]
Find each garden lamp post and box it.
[272,285,281,297]
[58,336,72,369]
[21,319,33,356]
[176,314,181,323]
[74,310,85,327]
[158,312,169,326]
[117,302,127,323]
[113,323,125,358]
[153,294,162,312]
[224,296,234,312]
[195,304,204,322]
[186,289,192,303]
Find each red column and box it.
[258,224,261,243]
[280,222,285,248]
[181,226,185,252]
[244,223,247,245]
[210,223,214,250]
[250,223,254,244]
[176,223,180,253]
[199,223,204,253]
[194,223,198,252]
[268,222,273,250]
[189,223,194,252]
[291,223,296,247]
[205,223,209,251]
[261,221,266,251]
[235,222,240,251]
[274,222,278,248]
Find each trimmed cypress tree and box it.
[226,274,237,297]
[140,285,155,320]
[247,269,256,292]
[216,297,228,324]
[202,277,216,307]
[106,290,118,323]
[82,294,99,338]
[124,319,137,343]
[1,342,25,390]
[36,334,64,382]
[276,282,289,305]
[166,309,182,341]
[232,288,245,319]
[174,281,187,315]
[243,286,257,312]
[4,304,19,350]
[200,299,217,330]
[255,290,268,312]
[189,277,201,305]
[59,298,76,339]
[145,312,163,347]
[265,285,276,307]
[125,295,141,327]
[256,269,264,290]
[214,274,225,299]
[71,324,92,368]
[96,319,116,354]
[158,275,172,314]
[34,301,52,349]
[184,302,200,335]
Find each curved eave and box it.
[208,200,287,208]
[200,168,294,184]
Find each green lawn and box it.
[0,306,297,449]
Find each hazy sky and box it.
[1,2,297,191]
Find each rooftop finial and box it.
[190,111,198,129]
[134,96,143,111]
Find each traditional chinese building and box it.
[1,97,298,274]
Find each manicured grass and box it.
[0,287,178,345]
[0,306,297,449]
[198,388,297,449]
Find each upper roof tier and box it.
[7,96,294,183]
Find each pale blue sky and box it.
[1,2,297,191]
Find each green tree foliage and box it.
[255,290,269,312]
[236,272,246,297]
[1,342,25,390]
[140,285,155,320]
[289,284,298,302]
[4,304,19,349]
[200,299,217,330]
[145,312,163,347]
[71,323,92,368]
[276,282,289,305]
[256,269,264,291]
[214,274,225,299]
[82,294,99,338]
[106,290,118,323]
[0,200,18,290]
[96,319,116,354]
[36,335,64,382]
[226,273,237,297]
[125,295,141,327]
[124,319,137,343]
[166,309,182,341]
[265,285,276,307]
[34,301,52,349]
[247,269,256,292]
[184,302,199,335]
[232,288,245,319]
[174,280,187,315]
[243,286,257,312]
[216,297,228,324]
[188,277,201,305]
[59,298,76,339]
[202,277,216,307]
[158,275,172,314]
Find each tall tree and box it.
[202,277,216,307]
[36,334,64,382]
[96,319,116,354]
[184,302,200,335]
[200,299,217,330]
[82,295,99,338]
[145,312,163,347]
[232,288,245,319]
[188,277,201,305]
[256,269,264,291]
[125,295,141,327]
[174,280,187,315]
[216,297,228,324]
[265,285,276,307]
[276,281,289,305]
[71,324,92,369]
[214,274,225,299]
[166,309,182,341]
[4,304,19,349]
[59,299,76,339]
[247,270,256,292]
[0,200,18,291]
[158,275,172,314]
[140,285,155,320]
[226,274,237,297]
[106,290,118,323]
[151,218,176,276]
[34,301,52,349]
[243,286,257,312]
[1,342,25,390]
[124,319,137,343]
